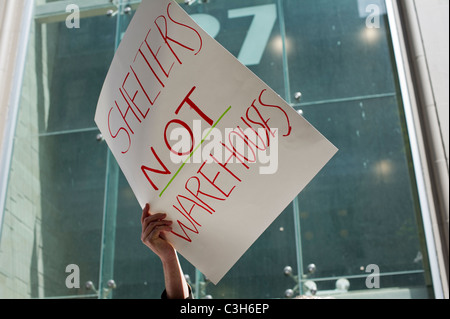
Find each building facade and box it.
[0,0,448,299]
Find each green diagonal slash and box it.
[159,105,232,197]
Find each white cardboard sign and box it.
[94,0,338,284]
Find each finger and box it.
[142,213,167,230]
[142,224,173,243]
[151,225,173,241]
[141,204,168,226]
[141,203,150,224]
[142,220,172,239]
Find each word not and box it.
[365,264,380,288]
[107,2,203,154]
[66,4,80,29]
[140,86,222,195]
[65,264,80,289]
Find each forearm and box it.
[141,204,190,299]
[161,251,190,299]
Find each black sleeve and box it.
[161,284,193,299]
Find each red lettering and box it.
[167,2,203,55]
[258,89,292,137]
[228,130,257,163]
[245,101,274,147]
[155,15,192,65]
[134,43,165,88]
[141,147,171,191]
[170,205,199,243]
[177,194,212,216]
[159,89,292,245]
[107,107,131,154]
[122,72,150,119]
[185,176,225,213]
[171,194,207,242]
[143,28,175,79]
[175,86,213,126]
[197,157,238,198]
[238,118,268,151]
[116,88,141,134]
[164,119,195,156]
[220,142,250,172]
[153,3,203,66]
[130,65,161,107]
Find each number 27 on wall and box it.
[192,4,277,66]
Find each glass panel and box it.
[98,150,120,299]
[185,0,286,97]
[284,0,396,103]
[204,204,298,299]
[296,97,428,295]
[39,16,116,134]
[38,12,117,297]
[98,1,137,299]
[283,0,431,297]
[37,131,107,298]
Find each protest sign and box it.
[94,0,338,284]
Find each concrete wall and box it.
[0,0,45,298]
[413,0,449,164]
[397,0,449,298]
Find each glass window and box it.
[0,0,435,299]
